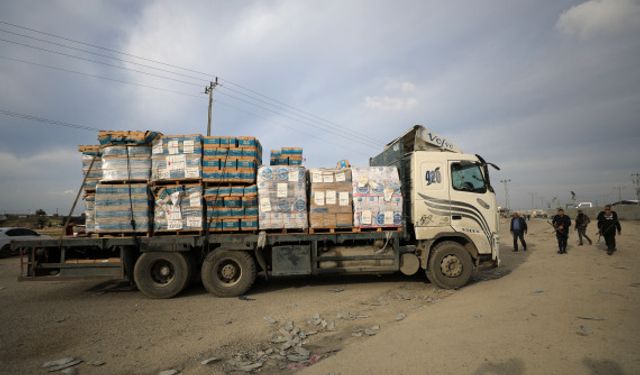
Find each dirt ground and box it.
[0,219,639,375]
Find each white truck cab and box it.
[371,125,500,288]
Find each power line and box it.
[0,38,203,88]
[0,20,384,146]
[0,109,100,132]
[0,27,208,84]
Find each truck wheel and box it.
[134,252,191,299]
[426,241,473,289]
[201,250,256,297]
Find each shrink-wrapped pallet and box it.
[257,166,307,230]
[84,193,96,233]
[151,134,202,181]
[202,136,262,184]
[95,183,151,233]
[153,184,203,231]
[309,168,353,228]
[270,147,303,166]
[100,145,151,182]
[98,130,161,146]
[351,167,403,228]
[204,185,258,231]
[79,145,102,191]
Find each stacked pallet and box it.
[95,131,156,235]
[270,147,303,166]
[151,134,202,182]
[309,168,353,229]
[202,136,261,232]
[79,145,102,233]
[352,167,403,228]
[204,185,258,231]
[153,184,203,232]
[202,136,262,183]
[257,166,307,230]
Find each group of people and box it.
[509,205,622,256]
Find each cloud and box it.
[384,79,417,93]
[556,0,640,39]
[364,96,418,111]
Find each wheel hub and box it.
[160,266,171,277]
[440,254,463,278]
[221,264,237,280]
[150,260,175,285]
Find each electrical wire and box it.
[0,109,101,132]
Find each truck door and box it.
[447,160,494,254]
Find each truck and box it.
[12,125,500,299]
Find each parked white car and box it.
[0,227,51,257]
[575,202,593,208]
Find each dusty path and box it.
[0,219,638,375]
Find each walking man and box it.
[510,212,527,252]
[575,209,592,245]
[552,208,571,254]
[597,205,622,255]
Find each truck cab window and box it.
[451,162,487,193]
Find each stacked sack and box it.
[78,145,102,233]
[309,168,353,228]
[270,147,303,166]
[153,184,203,231]
[257,166,307,230]
[204,185,258,231]
[95,131,156,234]
[202,136,262,183]
[151,134,202,181]
[352,167,403,228]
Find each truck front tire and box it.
[134,252,191,299]
[201,249,256,297]
[426,241,473,289]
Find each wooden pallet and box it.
[98,180,149,185]
[153,230,204,236]
[96,232,150,238]
[263,228,308,234]
[202,179,255,186]
[308,227,358,234]
[151,179,202,186]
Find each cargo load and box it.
[94,183,151,233]
[257,166,307,230]
[98,130,161,146]
[84,193,96,233]
[153,184,203,232]
[352,167,403,228]
[78,145,102,191]
[100,145,152,182]
[151,134,203,182]
[204,185,258,232]
[270,147,303,166]
[202,136,262,184]
[308,168,353,228]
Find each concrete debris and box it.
[364,325,380,336]
[44,359,83,372]
[295,346,310,358]
[88,360,105,366]
[576,316,605,321]
[270,335,289,344]
[577,324,593,336]
[336,312,369,320]
[287,354,309,362]
[328,287,345,293]
[532,289,545,294]
[284,321,294,332]
[327,321,336,331]
[201,357,222,365]
[395,313,407,321]
[237,362,263,372]
[225,320,233,325]
[158,370,180,375]
[263,316,277,325]
[61,368,78,375]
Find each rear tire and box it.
[201,250,256,297]
[426,241,473,289]
[134,252,191,299]
[0,245,11,257]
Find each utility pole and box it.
[500,179,511,211]
[632,173,640,203]
[529,192,535,210]
[204,77,219,136]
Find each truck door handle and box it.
[452,215,462,220]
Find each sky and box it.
[0,0,639,214]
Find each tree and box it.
[35,209,47,216]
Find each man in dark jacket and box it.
[575,209,592,246]
[510,212,527,252]
[597,205,622,255]
[552,208,571,254]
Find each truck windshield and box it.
[451,162,487,193]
